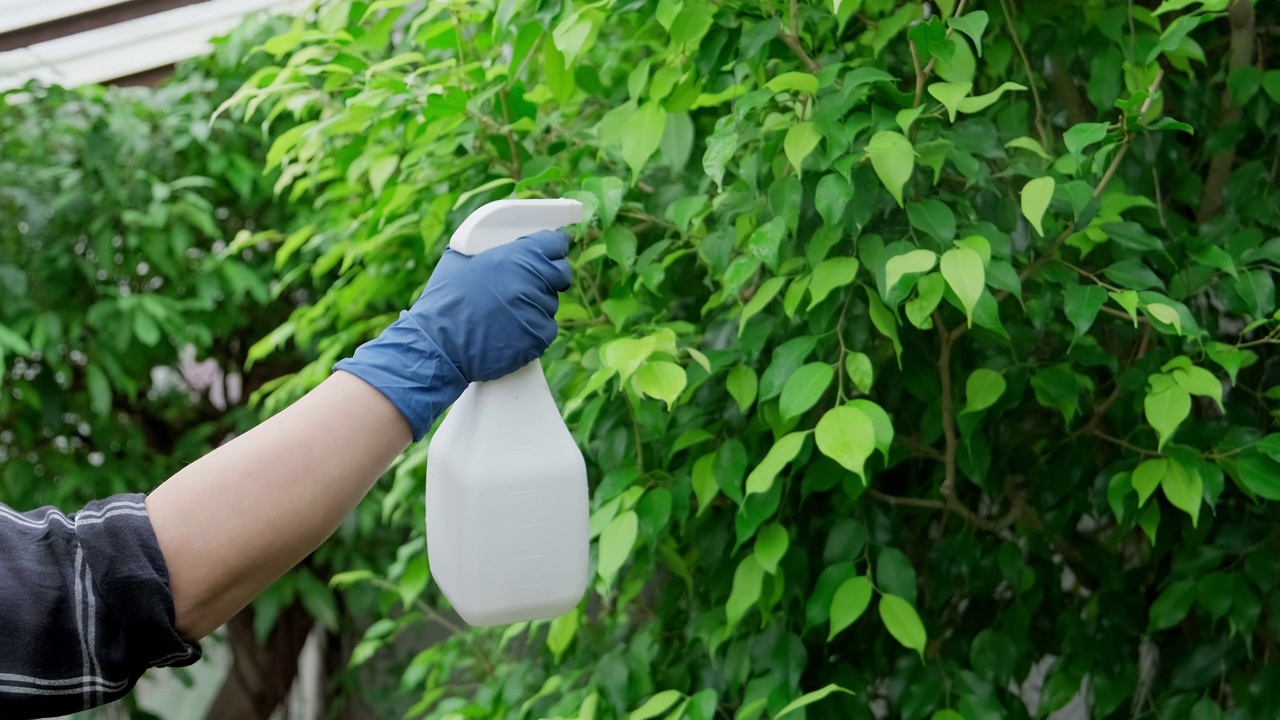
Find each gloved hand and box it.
[334,229,572,441]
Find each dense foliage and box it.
[7,0,1280,717]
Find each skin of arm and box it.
[145,370,410,640]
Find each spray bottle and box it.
[425,199,589,626]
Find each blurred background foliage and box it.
[4,0,1280,719]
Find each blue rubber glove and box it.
[334,229,572,441]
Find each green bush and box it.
[9,0,1280,717]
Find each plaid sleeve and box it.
[0,494,201,719]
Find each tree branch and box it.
[1198,0,1255,221]
[1000,0,1048,147]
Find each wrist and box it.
[332,312,469,441]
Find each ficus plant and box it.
[19,0,1280,717]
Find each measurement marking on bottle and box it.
[509,488,544,496]
[511,523,546,530]
[513,583,544,590]
[513,554,546,561]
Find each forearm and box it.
[145,371,412,639]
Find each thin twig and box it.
[869,488,947,511]
[934,310,959,500]
[911,40,926,108]
[1094,430,1162,456]
[1000,0,1048,147]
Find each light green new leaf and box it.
[932,712,966,720]
[947,10,989,55]
[745,432,808,496]
[739,276,787,335]
[809,257,860,309]
[845,352,874,394]
[885,249,938,290]
[1145,385,1191,450]
[816,405,876,482]
[828,576,873,640]
[634,361,687,409]
[603,336,656,382]
[692,454,719,514]
[940,247,985,324]
[703,130,738,189]
[928,82,971,122]
[906,273,946,329]
[879,594,927,657]
[1162,459,1203,527]
[1005,136,1052,160]
[1132,458,1166,507]
[1145,302,1182,336]
[865,287,903,365]
[775,685,855,718]
[866,131,915,207]
[629,690,683,720]
[726,555,765,628]
[849,399,894,462]
[780,363,835,420]
[754,523,790,574]
[956,82,1026,113]
[895,106,925,135]
[368,155,398,196]
[1110,290,1140,326]
[1062,122,1108,156]
[547,606,579,662]
[1020,176,1054,236]
[1172,366,1224,410]
[622,102,668,184]
[766,71,819,95]
[784,122,822,175]
[962,368,1006,414]
[727,365,758,413]
[598,510,638,584]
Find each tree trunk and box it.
[1197,0,1256,222]
[202,602,315,720]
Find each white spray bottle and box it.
[425,198,589,627]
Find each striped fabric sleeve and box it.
[0,494,201,719]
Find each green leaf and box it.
[845,352,874,394]
[547,606,579,662]
[865,287,903,365]
[1145,385,1191,450]
[816,173,853,227]
[703,130,738,189]
[726,555,765,628]
[727,365,758,413]
[739,276,787,335]
[622,102,668,184]
[1005,136,1052,160]
[1205,342,1257,385]
[1148,579,1197,632]
[940,247,985,324]
[745,432,807,496]
[927,81,971,122]
[906,199,956,243]
[368,155,398,196]
[895,105,925,135]
[947,10,989,55]
[885,249,938,290]
[775,685,855,718]
[397,554,428,610]
[1031,364,1079,424]
[955,81,1025,113]
[1264,70,1280,104]
[1162,459,1203,527]
[634,361,687,409]
[866,131,915,207]
[0,324,31,356]
[1146,14,1206,64]
[603,336,656,382]
[879,594,927,657]
[630,690,683,720]
[85,364,112,417]
[816,405,877,483]
[766,72,819,95]
[809,257,859,309]
[1110,290,1141,325]
[876,546,917,603]
[1171,366,1223,410]
[1020,176,1054,236]
[1233,269,1276,318]
[133,312,162,347]
[784,122,822,175]
[1132,458,1166,507]
[849,399,894,462]
[748,217,788,271]
[780,363,835,420]
[1064,284,1107,338]
[754,523,790,574]
[906,273,946,329]
[692,454,719,514]
[1225,454,1280,500]
[1062,122,1108,156]
[1145,302,1182,335]
[1104,260,1165,290]
[828,576,873,640]
[598,510,638,584]
[962,368,1006,414]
